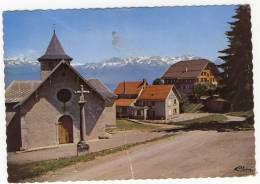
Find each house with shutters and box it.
[5,31,117,152]
[161,59,220,94]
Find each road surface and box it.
[33,130,255,182]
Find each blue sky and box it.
[3,5,236,64]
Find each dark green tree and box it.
[218,5,253,111]
[152,78,164,85]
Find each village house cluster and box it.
[5,32,220,152]
[113,80,181,120]
[113,58,220,120]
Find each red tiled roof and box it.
[115,98,135,106]
[114,81,144,95]
[162,59,209,79]
[138,85,173,101]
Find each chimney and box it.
[142,78,147,87]
[123,80,126,94]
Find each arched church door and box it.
[58,115,73,144]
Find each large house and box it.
[114,81,181,120]
[135,85,181,120]
[5,31,117,152]
[161,59,220,93]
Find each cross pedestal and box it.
[75,85,90,156]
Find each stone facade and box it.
[14,64,114,150]
[5,32,116,151]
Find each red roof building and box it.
[114,80,181,120]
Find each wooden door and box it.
[58,115,73,144]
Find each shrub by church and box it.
[5,31,117,152]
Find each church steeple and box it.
[38,31,73,80]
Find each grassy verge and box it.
[8,134,173,182]
[182,103,204,113]
[226,110,254,118]
[172,114,227,126]
[158,114,254,133]
[106,119,158,134]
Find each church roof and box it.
[9,61,114,109]
[5,80,41,103]
[88,79,117,100]
[38,31,72,61]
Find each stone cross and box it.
[74,84,90,156]
[75,85,90,104]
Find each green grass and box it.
[226,110,254,118]
[163,114,253,133]
[182,103,204,113]
[106,119,158,133]
[8,134,173,182]
[172,114,227,126]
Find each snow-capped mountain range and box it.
[4,55,201,90]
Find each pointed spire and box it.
[38,31,72,61]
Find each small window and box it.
[174,99,177,104]
[57,89,72,103]
[169,109,172,115]
[174,109,177,114]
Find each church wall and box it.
[20,65,108,150]
[86,103,116,140]
[7,108,22,152]
[103,103,116,128]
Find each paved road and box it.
[33,130,255,182]
[8,130,167,164]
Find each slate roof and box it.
[38,31,72,61]
[5,80,41,103]
[162,59,210,79]
[88,79,117,100]
[114,81,145,95]
[138,85,174,101]
[115,98,136,107]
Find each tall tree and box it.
[218,5,253,111]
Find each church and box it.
[5,31,117,152]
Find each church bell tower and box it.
[38,30,73,80]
